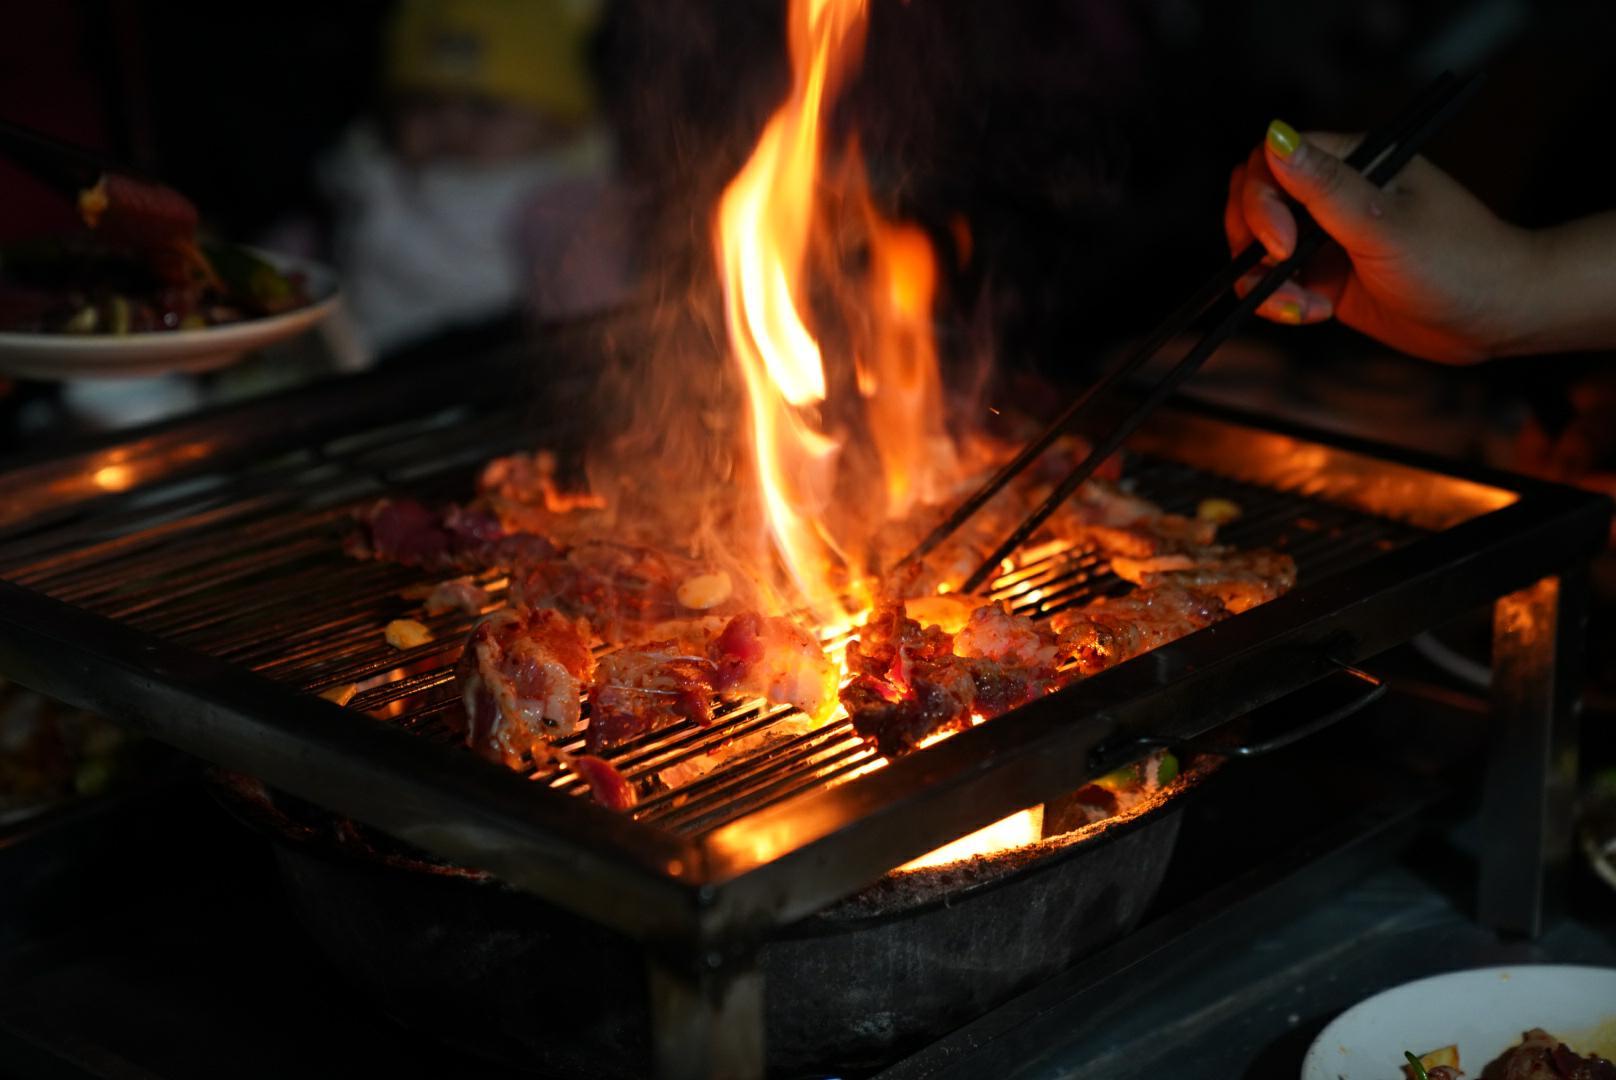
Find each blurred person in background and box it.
[315,0,633,367]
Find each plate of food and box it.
[0,122,338,379]
[0,238,338,379]
[1301,965,1616,1079]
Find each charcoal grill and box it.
[0,337,1606,1078]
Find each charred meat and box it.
[587,643,717,752]
[1052,585,1227,677]
[709,611,838,722]
[348,498,555,572]
[1478,1029,1616,1080]
[457,608,595,769]
[513,541,745,645]
[1108,550,1297,614]
[841,600,1059,757]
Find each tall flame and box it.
[860,213,959,522]
[716,0,957,618]
[716,0,867,619]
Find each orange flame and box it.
[716,0,868,619]
[899,806,1044,871]
[860,213,960,522]
[716,0,960,619]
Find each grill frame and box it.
[0,342,1606,1077]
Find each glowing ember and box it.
[899,806,1044,871]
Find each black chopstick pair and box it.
[0,118,125,200]
[900,69,1484,595]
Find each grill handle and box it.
[1129,665,1387,759]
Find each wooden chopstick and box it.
[914,70,1482,595]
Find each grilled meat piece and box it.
[349,498,556,571]
[423,577,490,616]
[842,601,971,756]
[951,603,1063,716]
[587,643,716,752]
[479,451,604,514]
[1057,479,1219,558]
[513,541,745,645]
[953,602,1061,671]
[457,608,595,769]
[842,601,1057,758]
[845,599,954,678]
[842,664,978,759]
[709,612,838,722]
[1109,550,1298,614]
[562,752,637,811]
[1481,1029,1616,1080]
[1052,585,1227,676]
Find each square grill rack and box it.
[0,344,1607,1077]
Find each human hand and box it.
[1224,120,1537,364]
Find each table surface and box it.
[3,768,1613,1080]
[1028,858,1616,1080]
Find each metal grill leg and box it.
[1478,571,1586,936]
[648,952,764,1080]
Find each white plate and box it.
[0,249,339,379]
[1301,965,1616,1079]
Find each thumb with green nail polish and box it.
[1224,116,1546,363]
[1266,118,1300,159]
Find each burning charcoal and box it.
[457,609,596,769]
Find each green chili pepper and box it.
[1405,1050,1430,1080]
[202,242,296,314]
[1156,752,1179,785]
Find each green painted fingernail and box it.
[1267,119,1300,159]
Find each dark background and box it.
[3,0,1615,443]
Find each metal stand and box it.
[649,952,765,1080]
[1479,571,1586,936]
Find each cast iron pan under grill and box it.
[219,760,1215,1077]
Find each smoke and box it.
[566,0,1147,612]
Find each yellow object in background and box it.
[386,0,602,124]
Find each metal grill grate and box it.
[0,404,1419,838]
